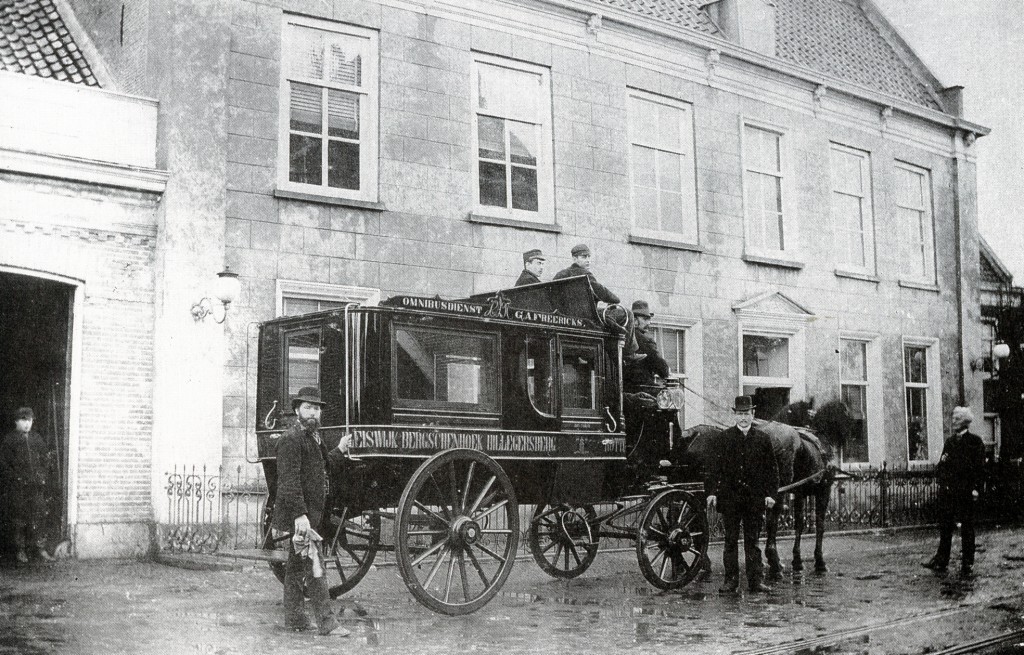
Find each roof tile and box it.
[0,0,99,86]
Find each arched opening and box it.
[0,270,75,561]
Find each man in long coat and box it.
[706,396,779,594]
[622,300,670,392]
[0,407,55,564]
[274,387,349,636]
[923,406,986,575]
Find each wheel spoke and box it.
[413,500,450,527]
[447,462,460,511]
[443,548,457,603]
[541,539,560,555]
[473,540,508,565]
[464,543,491,587]
[479,529,512,535]
[645,526,667,538]
[659,552,671,580]
[338,543,365,566]
[473,497,508,523]
[428,474,453,520]
[566,542,583,567]
[458,550,472,601]
[410,537,449,568]
[468,476,497,516]
[422,544,451,589]
[407,530,448,536]
[461,462,476,511]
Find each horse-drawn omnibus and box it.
[253,277,709,615]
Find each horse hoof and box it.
[699,568,713,582]
[792,561,804,572]
[767,570,782,582]
[815,563,828,574]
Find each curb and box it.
[154,551,254,572]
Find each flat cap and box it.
[15,407,34,420]
[523,248,545,263]
[570,243,591,257]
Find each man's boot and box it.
[718,577,739,594]
[922,557,948,572]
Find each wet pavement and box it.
[3,526,1024,654]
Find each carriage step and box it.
[215,548,290,563]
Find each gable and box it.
[0,0,98,86]
[732,290,814,318]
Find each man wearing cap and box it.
[515,249,546,286]
[274,387,350,636]
[0,407,55,564]
[706,396,779,594]
[623,300,670,393]
[552,244,620,305]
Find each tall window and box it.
[471,54,553,222]
[830,144,874,272]
[895,162,935,283]
[743,124,788,253]
[628,91,698,243]
[653,326,686,378]
[904,344,930,461]
[278,16,378,201]
[840,339,869,462]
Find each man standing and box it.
[706,396,778,594]
[515,249,546,286]
[923,406,986,575]
[0,407,55,564]
[623,300,670,393]
[274,387,349,636]
[552,244,620,305]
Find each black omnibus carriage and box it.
[253,277,707,615]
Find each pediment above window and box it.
[732,290,815,329]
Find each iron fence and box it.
[160,461,1020,556]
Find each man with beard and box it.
[274,387,350,636]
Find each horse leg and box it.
[814,486,830,573]
[764,498,782,580]
[792,494,804,572]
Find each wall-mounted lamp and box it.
[191,267,241,324]
[972,341,1012,375]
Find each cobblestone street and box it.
[3,526,1024,654]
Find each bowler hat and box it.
[631,300,653,318]
[570,243,591,257]
[523,248,545,263]
[15,407,33,420]
[732,396,756,412]
[292,387,325,409]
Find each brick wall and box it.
[71,0,149,94]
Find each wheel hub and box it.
[451,516,482,546]
[668,528,691,549]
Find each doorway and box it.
[0,271,74,559]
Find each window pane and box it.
[657,327,685,375]
[289,134,322,185]
[288,26,325,80]
[511,166,538,211]
[395,327,498,410]
[743,335,789,378]
[562,344,598,410]
[841,384,868,462]
[634,185,658,232]
[290,83,322,134]
[632,145,657,188]
[904,346,927,383]
[283,298,320,316]
[833,193,865,266]
[841,340,867,381]
[286,331,321,399]
[746,126,780,172]
[525,337,554,415]
[327,90,359,139]
[630,96,659,144]
[478,116,505,160]
[327,34,363,86]
[906,387,928,460]
[479,161,507,207]
[508,121,537,166]
[659,190,683,234]
[657,103,681,151]
[657,150,681,192]
[477,62,539,121]
[832,150,863,195]
[327,140,360,190]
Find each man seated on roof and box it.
[515,249,546,286]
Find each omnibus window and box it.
[525,336,554,415]
[561,343,599,411]
[285,330,321,405]
[395,327,498,410]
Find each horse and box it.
[674,397,850,578]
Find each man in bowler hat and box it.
[0,407,55,564]
[922,406,986,575]
[274,387,350,636]
[706,396,779,594]
[515,249,546,286]
[623,300,670,392]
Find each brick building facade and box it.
[2,0,992,555]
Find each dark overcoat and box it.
[936,430,986,494]
[273,423,344,532]
[552,264,620,304]
[623,329,670,391]
[706,425,779,515]
[0,430,50,521]
[515,270,542,287]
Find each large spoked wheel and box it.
[261,500,288,584]
[529,504,599,579]
[323,508,382,599]
[636,489,708,590]
[394,449,520,615]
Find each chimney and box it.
[940,86,964,117]
[704,0,777,57]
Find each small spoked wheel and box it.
[323,508,381,598]
[636,489,708,590]
[261,500,288,584]
[529,504,599,579]
[395,449,520,615]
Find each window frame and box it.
[901,336,942,465]
[837,333,882,467]
[626,88,699,246]
[650,316,702,427]
[557,336,604,420]
[282,327,324,414]
[470,52,555,224]
[276,280,380,317]
[740,119,798,259]
[829,143,876,275]
[276,15,379,202]
[894,161,936,285]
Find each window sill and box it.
[834,269,880,284]
[274,188,386,211]
[467,213,561,233]
[628,234,704,253]
[898,279,940,293]
[742,253,805,270]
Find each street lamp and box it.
[190,267,241,324]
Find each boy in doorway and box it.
[0,407,55,564]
